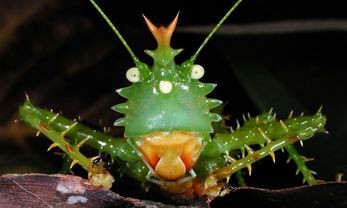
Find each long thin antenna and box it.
[89,0,139,63]
[190,0,243,62]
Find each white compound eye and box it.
[126,67,140,83]
[190,64,205,80]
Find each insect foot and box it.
[88,158,115,189]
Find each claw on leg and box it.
[88,160,115,189]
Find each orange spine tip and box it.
[143,13,179,47]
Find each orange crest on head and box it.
[143,13,179,47]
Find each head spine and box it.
[89,0,243,137]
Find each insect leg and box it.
[36,120,115,188]
[285,144,317,185]
[19,98,139,162]
[18,98,148,187]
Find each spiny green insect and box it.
[18,0,327,199]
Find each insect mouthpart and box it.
[135,131,203,181]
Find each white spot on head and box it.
[67,196,88,204]
[159,80,173,94]
[126,67,140,83]
[191,64,205,80]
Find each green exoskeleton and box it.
[19,0,327,198]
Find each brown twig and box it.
[0,173,207,208]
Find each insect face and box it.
[112,15,223,182]
[113,16,222,139]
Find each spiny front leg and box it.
[202,110,327,196]
[19,99,139,162]
[37,121,115,188]
[18,98,145,188]
[204,133,301,197]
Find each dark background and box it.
[0,0,346,205]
